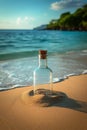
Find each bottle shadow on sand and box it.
[29,90,87,113]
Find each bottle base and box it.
[34,88,52,96]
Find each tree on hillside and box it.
[46,4,87,31]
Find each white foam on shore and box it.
[82,70,87,74]
[0,53,87,91]
[82,50,87,53]
[53,70,87,83]
[0,71,87,91]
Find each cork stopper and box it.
[39,50,47,59]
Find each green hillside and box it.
[47,4,87,31]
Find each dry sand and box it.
[0,74,87,130]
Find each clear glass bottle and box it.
[33,50,53,95]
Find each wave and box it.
[0,70,87,91]
[0,44,15,49]
[0,48,87,61]
[53,70,87,83]
[0,84,26,91]
[0,51,38,61]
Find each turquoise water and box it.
[0,30,87,59]
[0,30,87,90]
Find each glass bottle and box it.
[33,50,53,95]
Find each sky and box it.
[0,0,87,29]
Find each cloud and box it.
[16,16,35,25]
[0,17,35,29]
[16,17,21,25]
[24,16,29,22]
[51,1,61,10]
[29,17,35,21]
[50,0,85,10]
[24,16,35,22]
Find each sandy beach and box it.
[0,74,87,130]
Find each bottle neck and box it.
[39,55,47,68]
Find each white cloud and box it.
[51,1,61,10]
[50,0,85,10]
[24,16,29,21]
[15,16,35,29]
[16,17,21,25]
[29,17,35,21]
[16,16,35,25]
[0,17,35,29]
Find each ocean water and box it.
[0,30,87,90]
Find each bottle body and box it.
[33,50,53,95]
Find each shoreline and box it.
[0,52,87,91]
[0,72,87,92]
[0,74,87,130]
